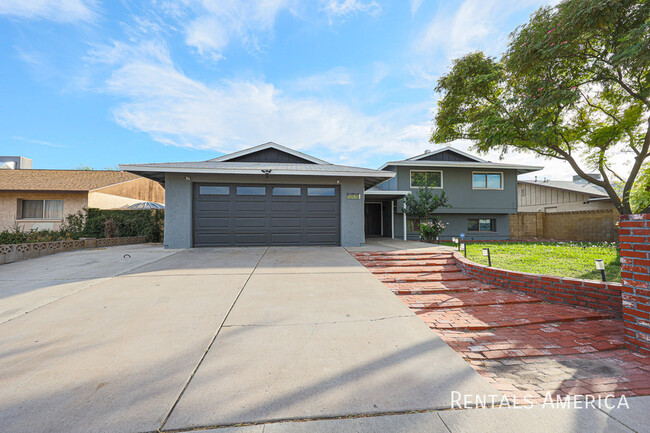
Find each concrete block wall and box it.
[619,214,650,355]
[510,209,619,242]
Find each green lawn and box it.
[442,241,621,282]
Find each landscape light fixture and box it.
[452,237,459,244]
[460,242,466,257]
[482,248,492,267]
[595,259,606,282]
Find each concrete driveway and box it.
[0,244,498,432]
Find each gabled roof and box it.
[120,161,394,189]
[380,146,542,174]
[209,142,330,164]
[0,170,141,192]
[406,146,487,163]
[519,179,608,197]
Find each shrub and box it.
[419,218,447,242]
[0,208,165,245]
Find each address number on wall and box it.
[346,193,361,200]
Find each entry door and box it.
[192,183,340,246]
[364,203,382,236]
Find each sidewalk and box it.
[196,395,649,432]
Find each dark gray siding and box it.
[193,183,340,246]
[228,148,315,163]
[417,150,475,162]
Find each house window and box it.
[236,186,266,196]
[308,187,335,196]
[20,200,64,220]
[272,187,301,196]
[468,218,496,232]
[200,186,229,195]
[406,218,420,232]
[410,170,442,188]
[473,172,502,189]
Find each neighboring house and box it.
[0,168,165,231]
[371,147,542,241]
[518,174,616,213]
[121,142,540,248]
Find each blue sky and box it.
[0,0,602,179]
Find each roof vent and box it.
[424,149,432,154]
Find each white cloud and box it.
[410,0,423,17]
[324,0,381,19]
[171,0,297,60]
[292,67,353,91]
[0,0,97,23]
[93,40,429,165]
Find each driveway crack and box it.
[157,247,270,432]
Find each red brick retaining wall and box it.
[619,214,650,355]
[452,253,623,316]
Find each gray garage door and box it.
[193,184,340,246]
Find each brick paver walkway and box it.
[352,250,650,403]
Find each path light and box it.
[452,237,459,244]
[595,259,606,282]
[482,248,492,267]
[460,242,466,257]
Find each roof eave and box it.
[379,161,543,173]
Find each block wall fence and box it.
[619,214,650,355]
[509,209,619,242]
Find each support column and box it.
[403,213,407,241]
[391,200,394,239]
[620,213,650,355]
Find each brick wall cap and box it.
[619,214,650,221]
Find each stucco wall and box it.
[94,177,165,204]
[163,173,366,248]
[88,192,147,209]
[0,191,88,231]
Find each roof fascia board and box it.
[210,142,330,165]
[120,165,395,179]
[379,161,543,172]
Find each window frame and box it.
[18,199,64,220]
[467,218,497,232]
[472,171,503,190]
[409,170,443,189]
[307,187,336,197]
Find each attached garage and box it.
[193,184,340,246]
[120,142,394,248]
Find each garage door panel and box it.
[197,201,231,212]
[306,233,338,245]
[234,233,268,245]
[306,217,337,228]
[306,201,337,213]
[270,201,302,212]
[270,233,303,244]
[234,217,266,228]
[194,233,231,246]
[271,217,302,228]
[195,217,230,228]
[193,183,340,246]
[235,201,267,212]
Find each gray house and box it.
[369,147,542,241]
[121,143,541,247]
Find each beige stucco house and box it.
[0,170,165,231]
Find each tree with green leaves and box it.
[403,188,450,241]
[431,0,649,215]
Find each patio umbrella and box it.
[125,202,165,210]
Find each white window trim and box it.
[409,169,443,189]
[472,171,503,190]
[18,199,64,221]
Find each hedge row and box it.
[0,208,164,245]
